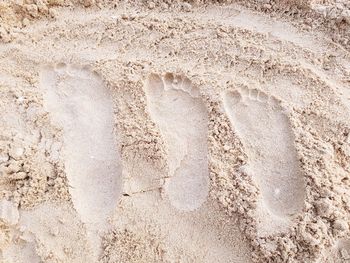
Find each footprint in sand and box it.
[39,64,122,257]
[145,73,209,211]
[222,87,305,228]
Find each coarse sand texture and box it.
[0,0,350,262]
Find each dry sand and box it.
[0,0,350,262]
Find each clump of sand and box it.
[0,1,350,263]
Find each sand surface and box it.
[0,0,350,262]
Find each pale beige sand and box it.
[0,1,350,263]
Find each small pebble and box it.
[22,18,30,27]
[182,2,192,12]
[9,147,24,160]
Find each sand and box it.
[0,0,350,262]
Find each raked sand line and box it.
[39,64,122,257]
[222,87,305,222]
[145,73,209,211]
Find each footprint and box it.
[39,64,122,257]
[222,87,305,223]
[145,73,209,211]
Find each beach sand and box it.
[0,1,350,262]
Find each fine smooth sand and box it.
[0,1,350,262]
